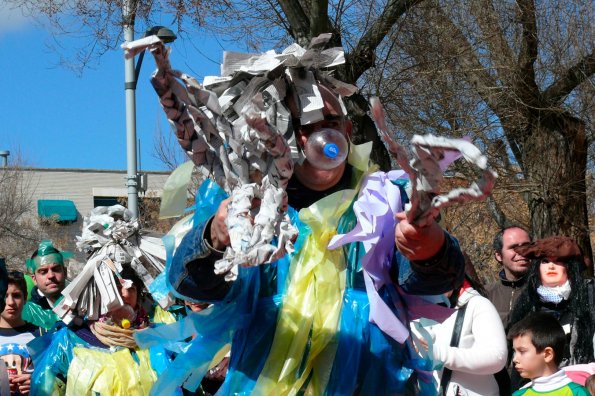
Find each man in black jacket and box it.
[486,226,531,329]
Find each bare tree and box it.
[152,118,187,172]
[0,153,45,268]
[367,0,594,271]
[7,0,427,168]
[8,0,593,274]
[0,151,78,269]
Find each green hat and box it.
[26,240,73,273]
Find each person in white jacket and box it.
[415,275,508,396]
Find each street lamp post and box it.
[122,1,176,218]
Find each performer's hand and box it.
[395,212,445,261]
[210,198,232,251]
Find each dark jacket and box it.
[486,270,526,329]
[29,286,52,310]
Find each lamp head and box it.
[144,26,177,43]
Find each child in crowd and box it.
[0,272,46,395]
[509,312,589,395]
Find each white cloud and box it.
[0,3,36,36]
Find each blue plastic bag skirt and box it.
[136,178,300,395]
[325,288,413,396]
[214,208,301,395]
[138,235,294,395]
[136,262,262,395]
[215,293,283,395]
[29,327,90,396]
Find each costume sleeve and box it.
[394,232,466,295]
[168,216,231,302]
[433,296,507,375]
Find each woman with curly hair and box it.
[508,236,594,389]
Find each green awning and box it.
[38,200,78,222]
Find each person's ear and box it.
[344,120,353,139]
[31,274,38,286]
[298,131,308,148]
[495,251,503,264]
[543,347,555,363]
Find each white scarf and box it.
[537,280,571,304]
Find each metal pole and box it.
[123,0,138,218]
[0,151,9,167]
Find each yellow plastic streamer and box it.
[65,347,157,396]
[252,141,374,395]
[159,160,195,219]
[152,305,177,324]
[253,188,357,395]
[348,140,373,173]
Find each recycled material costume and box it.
[29,206,173,396]
[124,34,497,395]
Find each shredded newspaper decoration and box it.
[54,205,171,324]
[370,97,498,226]
[123,34,357,281]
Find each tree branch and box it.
[469,0,516,87]
[515,0,540,105]
[485,195,513,229]
[0,224,37,242]
[429,6,511,118]
[310,0,329,38]
[343,0,424,83]
[277,0,311,47]
[542,50,595,105]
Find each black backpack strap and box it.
[493,366,512,396]
[440,303,467,396]
[439,300,512,396]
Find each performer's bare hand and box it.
[395,212,445,261]
[210,198,231,250]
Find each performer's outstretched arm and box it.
[394,212,465,295]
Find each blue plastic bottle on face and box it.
[303,128,349,170]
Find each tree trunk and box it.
[344,93,392,171]
[523,111,593,275]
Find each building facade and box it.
[20,167,171,263]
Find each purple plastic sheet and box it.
[329,170,455,344]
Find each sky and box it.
[0,4,242,172]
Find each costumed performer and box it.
[30,205,168,396]
[127,33,496,395]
